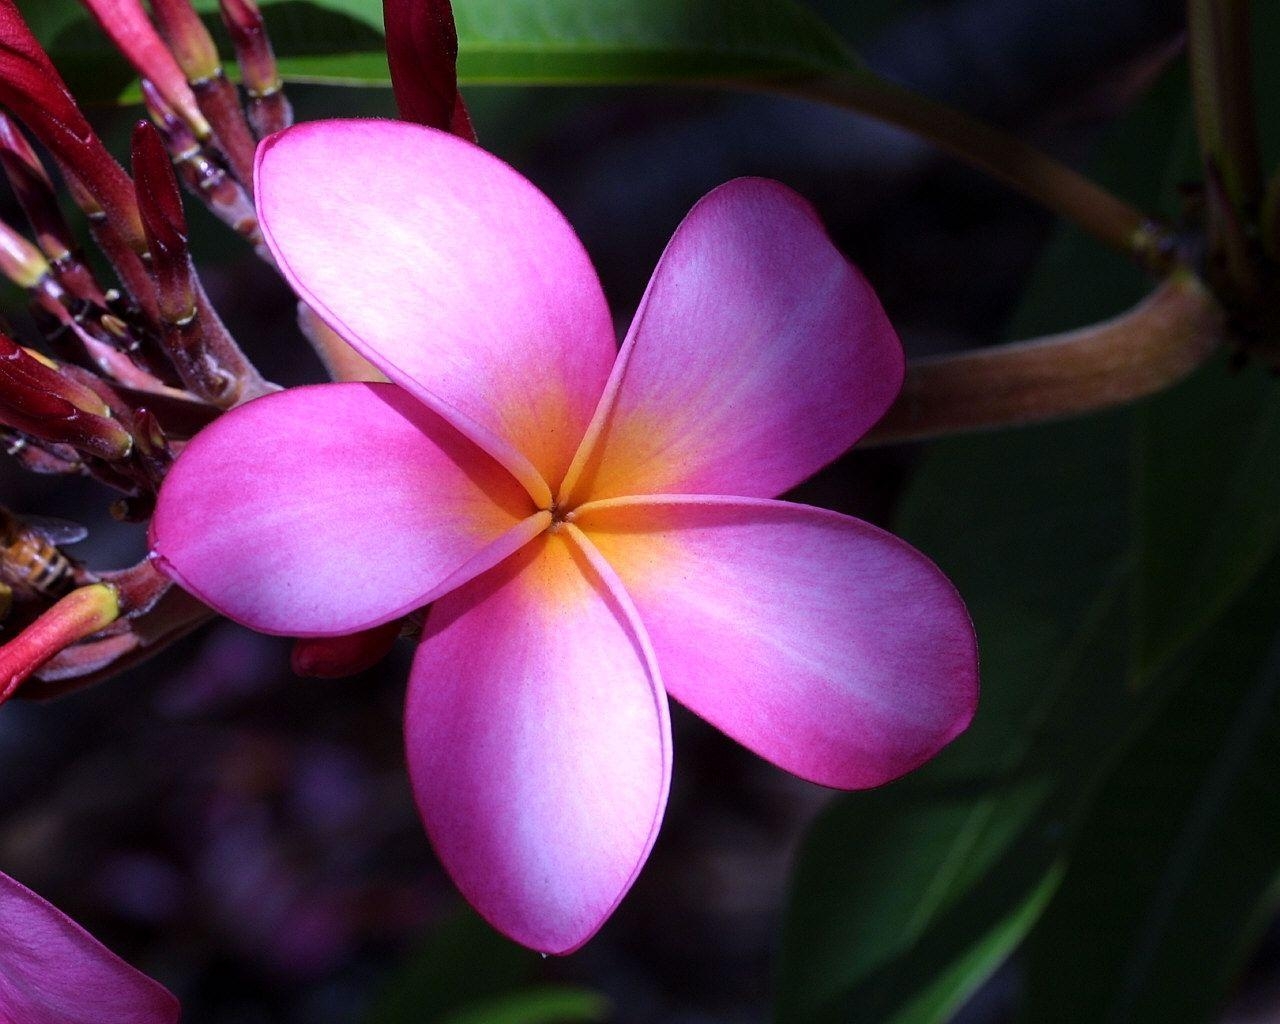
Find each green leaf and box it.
[22,0,859,101]
[1019,558,1280,1024]
[439,987,611,1024]
[364,907,536,1024]
[778,59,1280,1024]
[776,399,1139,1024]
[364,907,611,1024]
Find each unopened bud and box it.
[80,0,213,140]
[291,620,402,678]
[150,0,221,83]
[132,120,195,323]
[0,115,76,263]
[0,335,112,417]
[0,345,135,461]
[219,0,292,136]
[0,219,50,289]
[382,0,475,141]
[0,583,120,704]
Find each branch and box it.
[784,72,1175,269]
[865,273,1225,445]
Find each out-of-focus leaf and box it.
[775,66,1174,1024]
[776,397,1137,1024]
[22,0,860,100]
[364,907,536,1024]
[778,53,1280,1023]
[365,907,611,1024]
[439,986,611,1024]
[1019,559,1280,1024]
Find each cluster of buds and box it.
[0,0,293,697]
[0,0,474,705]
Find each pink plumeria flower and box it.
[0,870,179,1022]
[151,120,978,953]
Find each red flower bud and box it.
[149,0,221,83]
[0,0,146,253]
[79,0,212,140]
[381,0,475,141]
[291,620,401,678]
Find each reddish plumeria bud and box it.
[382,0,475,140]
[0,583,120,703]
[0,336,134,459]
[0,216,50,288]
[218,0,292,137]
[291,620,402,679]
[78,0,212,140]
[1,433,82,474]
[0,336,112,417]
[218,0,277,95]
[149,0,259,189]
[130,122,267,406]
[149,0,220,82]
[0,115,77,263]
[0,1,146,254]
[142,80,261,244]
[132,121,194,324]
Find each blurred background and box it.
[6,1,1280,1022]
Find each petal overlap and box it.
[256,120,618,497]
[405,530,671,954]
[560,178,903,506]
[0,871,179,1024]
[576,496,978,788]
[151,382,537,636]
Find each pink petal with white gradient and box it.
[405,532,672,954]
[0,871,179,1024]
[256,120,618,497]
[151,382,536,636]
[560,178,903,506]
[577,497,978,788]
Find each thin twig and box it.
[782,72,1176,269]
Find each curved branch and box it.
[865,273,1225,446]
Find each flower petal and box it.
[560,178,903,506]
[405,529,671,953]
[0,870,179,1024]
[576,496,977,789]
[256,120,618,500]
[151,382,538,636]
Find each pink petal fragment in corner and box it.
[405,530,671,954]
[151,382,537,636]
[577,496,978,789]
[256,120,617,493]
[561,178,903,506]
[0,871,179,1024]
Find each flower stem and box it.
[783,72,1175,270]
[864,273,1224,445]
[1187,0,1261,213]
